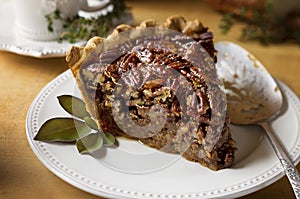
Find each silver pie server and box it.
[215,41,300,198]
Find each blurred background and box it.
[0,1,299,199]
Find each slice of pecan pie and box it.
[66,16,236,171]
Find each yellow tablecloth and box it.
[0,1,299,198]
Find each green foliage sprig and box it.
[46,0,127,43]
[34,95,116,154]
[219,3,300,45]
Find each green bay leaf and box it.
[57,95,90,120]
[102,132,115,146]
[84,117,98,130]
[34,118,90,142]
[76,133,103,154]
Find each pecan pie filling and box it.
[67,16,237,170]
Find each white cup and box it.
[13,0,110,41]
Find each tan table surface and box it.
[1,0,299,198]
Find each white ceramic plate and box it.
[0,1,132,58]
[26,69,300,199]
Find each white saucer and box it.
[0,0,132,58]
